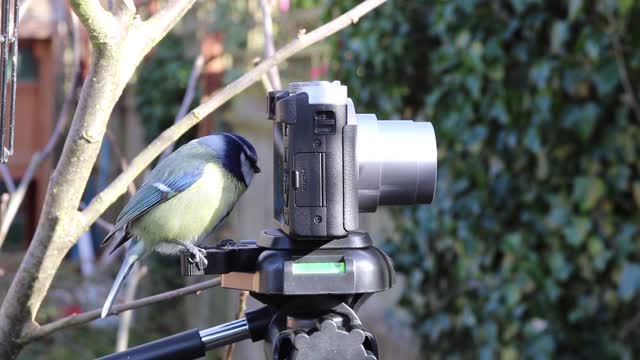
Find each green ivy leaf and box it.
[510,0,538,14]
[530,61,553,89]
[562,217,592,246]
[618,262,640,300]
[524,127,542,153]
[561,103,600,141]
[592,61,620,95]
[568,0,583,20]
[551,21,569,54]
[573,176,605,211]
[632,181,640,208]
[550,252,573,281]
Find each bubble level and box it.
[292,262,345,274]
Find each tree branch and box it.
[18,277,221,344]
[224,291,248,360]
[0,165,15,193]
[93,214,115,232]
[18,0,34,23]
[259,0,281,90]
[69,0,119,45]
[43,12,83,159]
[0,0,203,355]
[105,130,137,196]
[139,0,197,53]
[160,54,205,159]
[608,13,640,124]
[115,264,147,351]
[253,57,274,92]
[82,0,388,224]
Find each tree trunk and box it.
[0,47,125,359]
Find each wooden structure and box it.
[4,0,64,247]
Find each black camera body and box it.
[268,88,358,239]
[268,81,437,241]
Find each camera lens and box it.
[356,114,437,212]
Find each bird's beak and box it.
[254,164,261,173]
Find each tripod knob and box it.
[291,320,376,360]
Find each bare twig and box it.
[82,0,388,225]
[175,55,205,124]
[18,0,35,23]
[115,264,148,351]
[141,0,197,53]
[256,2,284,154]
[93,215,115,232]
[607,12,640,123]
[43,12,82,158]
[79,201,119,267]
[620,310,640,339]
[0,12,82,250]
[160,54,205,159]
[112,0,136,21]
[253,57,274,92]
[104,127,143,351]
[224,291,248,360]
[18,277,221,344]
[105,130,136,196]
[0,194,9,221]
[259,0,281,90]
[79,202,115,231]
[0,166,15,193]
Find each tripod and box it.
[99,229,394,360]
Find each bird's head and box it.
[198,133,261,187]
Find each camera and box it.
[268,80,437,239]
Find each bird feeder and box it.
[0,0,19,162]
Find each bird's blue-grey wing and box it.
[101,168,204,252]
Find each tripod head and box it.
[100,81,437,360]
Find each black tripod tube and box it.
[97,307,273,359]
[96,328,206,360]
[199,318,250,350]
[97,320,250,360]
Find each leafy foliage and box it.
[136,33,200,143]
[328,0,640,357]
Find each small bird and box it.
[100,133,260,318]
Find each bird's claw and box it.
[187,247,208,270]
[213,238,238,250]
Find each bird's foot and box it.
[187,246,208,270]
[213,238,237,250]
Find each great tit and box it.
[100,133,260,318]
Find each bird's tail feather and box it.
[101,242,144,318]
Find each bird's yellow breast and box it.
[130,163,244,251]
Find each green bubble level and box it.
[292,262,345,274]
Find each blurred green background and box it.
[328,0,640,358]
[3,0,640,359]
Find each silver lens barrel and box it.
[356,114,437,212]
